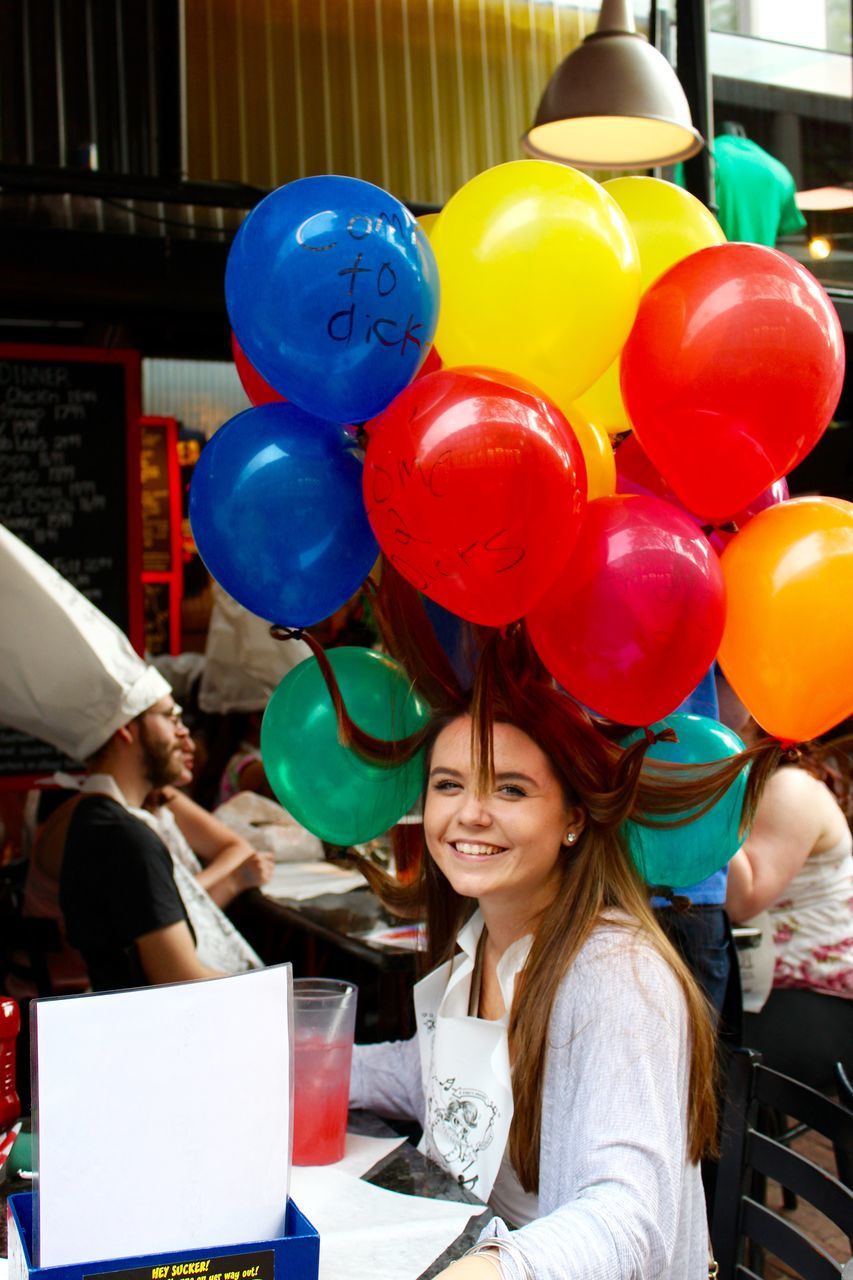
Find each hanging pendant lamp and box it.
[523,0,704,170]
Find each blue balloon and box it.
[189,402,378,627]
[225,176,440,424]
[622,714,748,888]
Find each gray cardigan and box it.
[350,923,709,1279]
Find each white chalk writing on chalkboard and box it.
[0,349,136,776]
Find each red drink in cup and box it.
[291,979,358,1166]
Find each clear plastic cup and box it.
[291,978,358,1166]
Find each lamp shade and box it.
[523,0,703,170]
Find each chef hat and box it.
[0,523,171,761]
[198,583,311,715]
[150,651,206,702]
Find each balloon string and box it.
[268,621,425,767]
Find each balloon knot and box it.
[270,625,305,642]
[498,622,522,640]
[645,726,678,746]
[651,887,691,913]
[781,744,802,764]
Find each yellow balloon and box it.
[418,212,439,239]
[603,176,726,293]
[431,161,640,406]
[562,403,616,500]
[572,357,630,437]
[573,179,726,434]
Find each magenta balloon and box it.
[616,433,705,531]
[526,494,726,726]
[709,477,790,553]
[740,477,790,519]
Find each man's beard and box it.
[139,725,184,790]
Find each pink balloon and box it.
[616,432,684,506]
[616,435,790,551]
[709,478,790,553]
[526,494,726,725]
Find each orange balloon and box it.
[718,497,853,742]
[562,403,616,500]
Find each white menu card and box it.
[32,965,291,1267]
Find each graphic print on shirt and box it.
[424,1073,501,1190]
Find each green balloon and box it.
[261,646,430,846]
[621,713,748,888]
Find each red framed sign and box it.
[140,416,184,655]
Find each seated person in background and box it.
[60,690,264,991]
[192,584,311,809]
[144,733,273,908]
[726,739,853,1093]
[16,731,269,996]
[652,664,739,1037]
[0,524,263,993]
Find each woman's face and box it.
[424,716,584,921]
[176,734,196,788]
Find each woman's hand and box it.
[434,1258,502,1280]
[236,850,275,889]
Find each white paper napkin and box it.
[290,1165,482,1280]
[262,861,367,901]
[334,1132,406,1178]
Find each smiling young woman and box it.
[314,567,768,1279]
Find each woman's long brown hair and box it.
[307,558,784,1191]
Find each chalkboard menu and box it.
[0,344,142,783]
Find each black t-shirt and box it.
[59,795,191,992]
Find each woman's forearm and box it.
[724,849,762,921]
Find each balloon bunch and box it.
[188,161,849,866]
[190,176,439,843]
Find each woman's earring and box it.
[563,832,577,846]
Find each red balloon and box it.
[363,368,587,626]
[526,494,726,725]
[415,345,443,379]
[616,433,790,551]
[621,244,845,524]
[231,331,285,406]
[616,432,684,506]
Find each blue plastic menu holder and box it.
[7,1193,320,1280]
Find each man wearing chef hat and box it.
[0,523,262,991]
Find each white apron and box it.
[62,774,263,975]
[150,806,263,974]
[413,911,531,1202]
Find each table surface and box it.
[259,886,421,970]
[230,885,423,1041]
[0,1111,489,1279]
[349,1110,491,1278]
